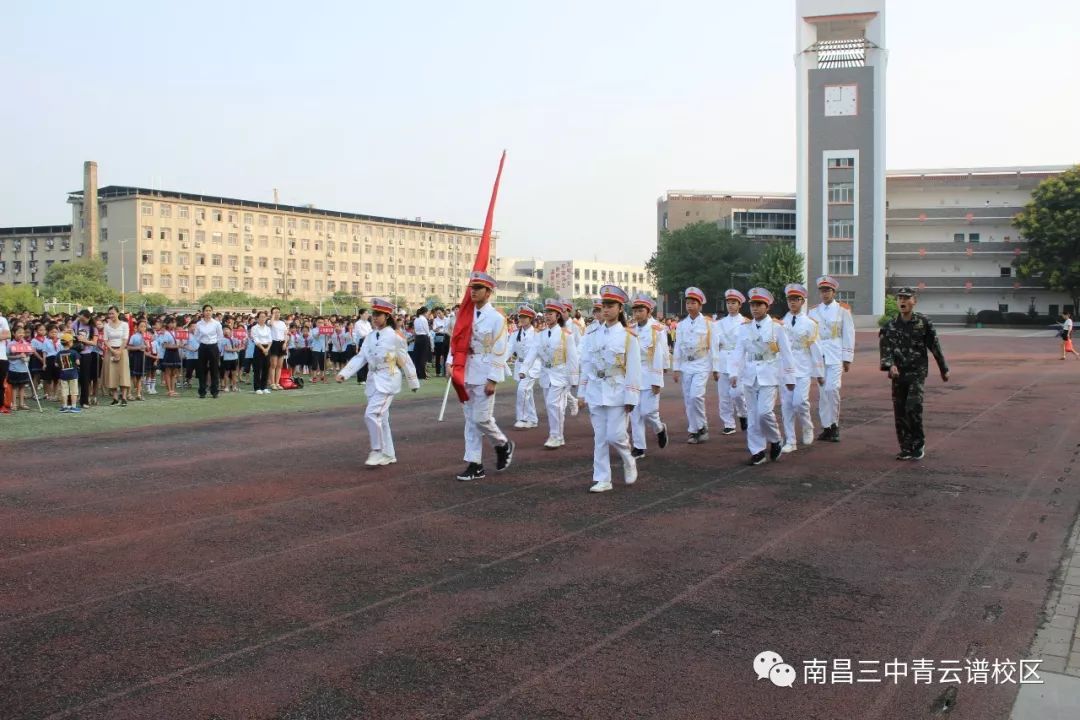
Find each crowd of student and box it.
[0,303,466,414]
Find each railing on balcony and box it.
[888,275,1046,291]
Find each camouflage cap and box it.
[895,287,917,297]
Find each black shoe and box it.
[631,448,645,459]
[457,463,486,481]
[911,446,925,460]
[120,399,127,407]
[657,424,668,449]
[748,451,767,466]
[495,440,515,471]
[769,441,783,461]
[829,424,840,442]
[739,417,748,431]
[110,399,119,406]
[818,426,834,442]
[721,427,736,435]
[211,394,219,399]
[199,394,207,399]
[896,450,913,460]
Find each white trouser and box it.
[818,363,844,428]
[463,383,507,463]
[630,388,664,450]
[781,376,814,445]
[717,373,746,429]
[743,381,781,455]
[365,389,396,457]
[590,404,635,484]
[516,375,538,424]
[543,383,569,440]
[681,371,708,433]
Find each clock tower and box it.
[795,0,887,320]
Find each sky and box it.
[2,0,1078,266]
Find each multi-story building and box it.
[658,192,797,241]
[884,166,1071,322]
[656,165,1072,322]
[491,256,656,307]
[0,225,75,289]
[0,162,493,308]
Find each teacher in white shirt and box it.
[194,304,223,398]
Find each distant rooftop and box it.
[67,185,480,233]
[885,165,1071,178]
[662,191,796,201]
[0,224,73,236]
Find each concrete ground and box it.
[1,332,1078,719]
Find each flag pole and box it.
[437,376,452,422]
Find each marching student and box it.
[455,271,515,481]
[336,298,420,467]
[628,293,669,458]
[509,304,540,429]
[672,287,718,444]
[563,299,583,417]
[779,283,824,453]
[523,298,580,449]
[578,285,641,493]
[712,289,750,435]
[728,288,796,465]
[808,275,855,441]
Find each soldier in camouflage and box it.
[879,287,950,460]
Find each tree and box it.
[123,292,171,311]
[197,290,257,308]
[749,242,806,315]
[647,223,757,313]
[878,294,900,327]
[424,294,444,309]
[0,285,44,314]
[572,297,595,314]
[538,285,559,301]
[1013,165,1080,311]
[42,259,118,306]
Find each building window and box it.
[258,215,268,227]
[228,233,238,246]
[301,239,310,251]
[195,230,205,244]
[828,255,854,275]
[301,259,310,271]
[998,304,1008,313]
[314,260,323,272]
[258,278,268,290]
[243,213,254,225]
[144,226,153,240]
[212,276,223,289]
[142,203,153,216]
[178,252,190,265]
[196,253,207,266]
[196,208,206,220]
[258,235,269,248]
[195,276,206,289]
[1000,267,1012,277]
[212,210,223,222]
[302,279,310,291]
[969,233,980,243]
[228,277,238,290]
[243,278,253,290]
[141,251,154,265]
[211,232,223,244]
[176,230,187,244]
[159,251,172,263]
[353,243,361,254]
[287,217,297,229]
[159,205,171,218]
[827,157,855,169]
[300,219,310,230]
[178,205,189,219]
[160,275,171,288]
[828,220,854,240]
[837,291,855,309]
[272,216,283,228]
[211,254,222,267]
[160,228,172,241]
[827,182,855,204]
[953,233,964,243]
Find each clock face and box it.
[824,84,857,117]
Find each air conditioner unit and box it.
[244,245,252,252]
[230,265,239,272]
[327,233,334,239]
[326,271,333,277]
[288,229,295,236]
[288,249,295,255]
[194,241,202,248]
[365,273,371,280]
[181,242,190,249]
[195,218,203,225]
[327,251,334,257]
[232,223,239,229]
[275,228,282,234]
[243,267,251,274]
[244,225,252,232]
[182,264,190,270]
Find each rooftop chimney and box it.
[83,161,99,260]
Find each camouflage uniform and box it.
[879,311,949,454]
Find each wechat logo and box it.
[754,650,796,687]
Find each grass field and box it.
[0,374,456,441]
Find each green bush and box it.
[877,295,900,327]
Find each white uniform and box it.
[509,324,540,426]
[808,301,855,430]
[728,318,796,455]
[338,327,419,460]
[780,311,824,447]
[523,324,579,445]
[580,322,642,488]
[566,318,585,410]
[629,319,668,451]
[673,313,718,435]
[461,303,510,464]
[712,313,750,430]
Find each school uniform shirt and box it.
[127,333,146,350]
[523,324,579,389]
[339,327,419,394]
[508,325,540,379]
[249,324,273,346]
[7,342,30,373]
[634,319,669,389]
[31,336,50,363]
[184,334,200,359]
[44,338,62,357]
[728,317,796,388]
[712,313,751,375]
[781,311,825,379]
[808,301,855,366]
[222,337,240,361]
[269,320,288,342]
[195,319,223,345]
[309,329,327,353]
[432,317,449,336]
[673,313,718,374]
[579,322,642,408]
[453,304,510,385]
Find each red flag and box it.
[450,151,506,403]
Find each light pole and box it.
[119,237,133,312]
